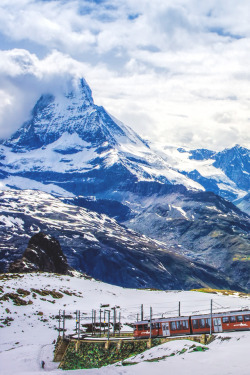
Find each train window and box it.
[230,316,236,323]
[143,324,149,330]
[205,319,211,328]
[176,321,181,330]
[236,315,243,322]
[138,325,143,331]
[181,320,189,329]
[192,319,199,329]
[199,319,206,328]
[222,317,229,323]
[152,323,160,329]
[244,315,250,322]
[171,322,176,330]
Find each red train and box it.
[133,310,250,338]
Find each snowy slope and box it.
[0,272,250,375]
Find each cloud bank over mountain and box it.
[0,0,250,150]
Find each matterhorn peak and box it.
[2,76,99,151]
[63,77,94,107]
[1,76,146,151]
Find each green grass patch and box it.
[60,340,161,370]
[31,288,63,299]
[190,288,249,297]
[232,254,250,262]
[0,293,33,306]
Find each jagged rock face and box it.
[213,145,250,191]
[8,232,70,274]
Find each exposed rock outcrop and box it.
[9,232,70,274]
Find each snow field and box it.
[0,272,249,375]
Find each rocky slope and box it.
[0,189,244,291]
[64,183,250,290]
[121,187,250,290]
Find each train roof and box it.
[133,310,250,325]
[191,310,250,320]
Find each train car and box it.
[133,316,191,338]
[133,310,250,338]
[191,310,250,334]
[133,320,161,338]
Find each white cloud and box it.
[0,0,249,149]
[0,49,91,137]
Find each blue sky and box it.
[0,0,250,150]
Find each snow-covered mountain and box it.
[0,77,248,213]
[4,78,146,152]
[0,76,249,291]
[0,78,202,197]
[0,189,242,291]
[150,144,249,208]
[0,77,249,205]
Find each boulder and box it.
[9,232,70,274]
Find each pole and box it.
[99,309,102,337]
[141,304,144,321]
[179,301,181,317]
[108,310,110,341]
[113,307,116,336]
[104,311,106,336]
[91,309,93,336]
[94,310,96,336]
[59,310,61,336]
[210,299,213,335]
[149,307,152,339]
[63,310,65,340]
[78,310,80,340]
[75,310,78,334]
[137,313,139,322]
[119,311,121,337]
